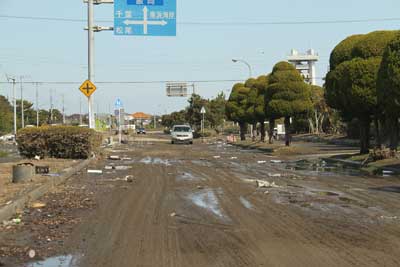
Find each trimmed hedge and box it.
[17,126,102,159]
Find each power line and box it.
[0,79,244,85]
[1,14,400,25]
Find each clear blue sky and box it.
[0,0,399,115]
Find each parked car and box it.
[137,127,146,134]
[171,125,193,144]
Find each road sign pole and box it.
[12,79,17,142]
[36,83,39,127]
[88,0,95,129]
[119,107,122,144]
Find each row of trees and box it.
[326,30,400,153]
[226,62,325,146]
[0,95,63,135]
[161,93,226,132]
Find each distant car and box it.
[137,127,146,134]
[171,125,193,144]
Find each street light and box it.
[232,59,252,78]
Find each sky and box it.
[0,0,399,116]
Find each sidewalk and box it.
[0,158,92,222]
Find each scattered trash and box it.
[115,166,132,170]
[12,218,21,224]
[104,166,114,170]
[31,202,46,209]
[122,157,132,161]
[43,173,61,177]
[257,160,266,164]
[270,160,282,164]
[125,175,134,182]
[108,155,121,160]
[87,170,103,174]
[264,191,270,194]
[5,200,12,205]
[170,212,177,217]
[213,156,221,159]
[382,170,394,175]
[268,173,281,177]
[256,180,280,188]
[34,155,41,160]
[380,215,398,220]
[230,157,238,160]
[28,249,36,258]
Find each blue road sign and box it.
[114,0,176,36]
[115,98,123,109]
[127,0,164,5]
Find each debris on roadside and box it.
[256,180,281,188]
[87,170,103,174]
[379,215,398,220]
[5,201,12,205]
[108,155,121,160]
[270,160,283,164]
[267,173,282,177]
[31,202,46,209]
[125,175,134,183]
[230,156,238,160]
[115,166,132,171]
[213,156,221,159]
[122,157,132,161]
[34,155,41,160]
[257,160,266,164]
[28,249,36,259]
[170,212,177,217]
[104,165,114,170]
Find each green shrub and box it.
[193,129,217,138]
[223,126,240,135]
[17,126,102,159]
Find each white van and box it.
[171,125,193,144]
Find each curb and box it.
[0,158,93,222]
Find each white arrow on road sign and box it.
[123,6,168,35]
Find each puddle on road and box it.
[139,157,173,166]
[24,254,79,267]
[176,172,201,181]
[239,196,253,210]
[191,160,213,167]
[188,189,227,219]
[285,159,363,177]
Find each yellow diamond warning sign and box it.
[79,80,97,98]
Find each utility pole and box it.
[36,83,39,127]
[79,98,83,125]
[20,77,24,128]
[84,0,114,129]
[87,0,95,129]
[62,94,65,124]
[6,76,17,143]
[50,89,54,124]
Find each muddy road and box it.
[7,137,400,266]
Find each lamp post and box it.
[232,59,252,78]
[232,59,253,138]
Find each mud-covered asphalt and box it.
[4,136,400,266]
